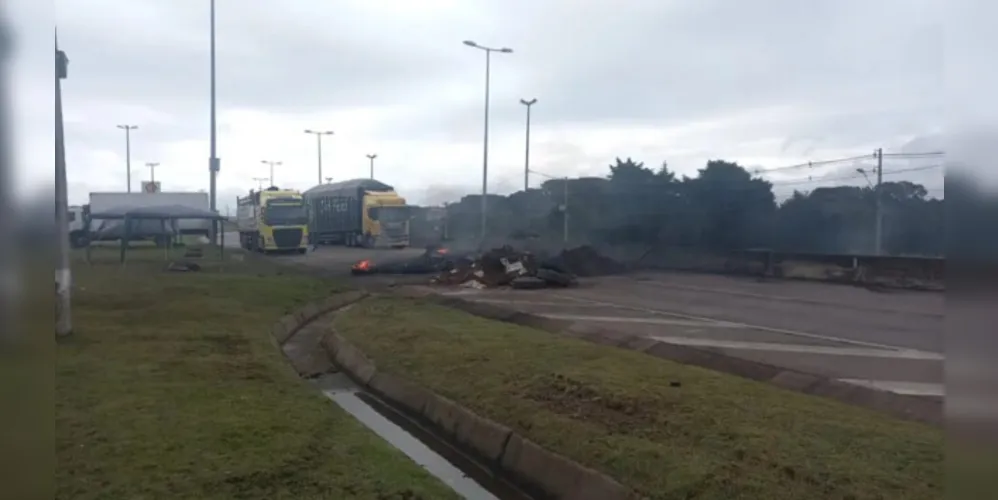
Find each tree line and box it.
[440,158,944,256]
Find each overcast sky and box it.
[17,0,954,210]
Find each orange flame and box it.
[436,248,450,255]
[353,259,372,270]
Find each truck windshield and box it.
[265,203,307,226]
[376,206,410,223]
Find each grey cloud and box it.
[378,0,943,144]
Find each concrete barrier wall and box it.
[609,245,944,290]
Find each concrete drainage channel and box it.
[313,372,510,499]
[274,293,536,500]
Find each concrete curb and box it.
[401,289,943,427]
[270,290,368,345]
[322,333,630,500]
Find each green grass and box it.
[57,249,459,500]
[334,296,944,500]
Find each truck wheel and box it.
[70,231,89,249]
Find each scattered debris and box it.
[350,244,623,289]
[166,261,201,272]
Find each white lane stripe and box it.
[544,314,738,328]
[650,336,943,360]
[837,379,944,397]
[626,278,943,318]
[549,292,919,352]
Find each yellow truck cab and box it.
[303,178,412,248]
[236,187,309,253]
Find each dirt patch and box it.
[524,373,660,432]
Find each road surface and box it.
[432,271,944,399]
[233,241,945,399]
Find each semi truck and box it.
[86,191,212,245]
[236,187,309,253]
[302,178,412,248]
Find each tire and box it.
[536,268,576,287]
[297,248,307,255]
[70,231,89,249]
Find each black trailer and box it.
[303,178,395,245]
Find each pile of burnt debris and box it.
[351,244,624,289]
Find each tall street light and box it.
[55,31,72,337]
[260,160,282,187]
[463,40,512,242]
[366,154,377,179]
[304,129,333,185]
[208,0,221,244]
[116,124,138,192]
[520,98,537,191]
[145,162,159,184]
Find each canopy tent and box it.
[87,204,226,263]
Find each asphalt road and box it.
[223,232,425,274]
[234,241,945,399]
[432,271,944,399]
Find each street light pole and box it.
[116,124,137,192]
[55,32,72,337]
[367,154,377,179]
[874,147,884,255]
[520,98,537,191]
[463,40,512,242]
[208,0,221,244]
[304,129,333,185]
[145,162,159,184]
[260,160,282,187]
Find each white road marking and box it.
[544,314,738,328]
[649,336,943,360]
[837,379,945,397]
[627,278,942,317]
[549,292,921,352]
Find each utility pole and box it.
[145,162,159,183]
[252,176,267,190]
[116,124,137,192]
[55,33,72,337]
[208,0,221,244]
[367,154,377,179]
[261,160,281,187]
[304,129,333,185]
[874,148,884,255]
[463,40,513,242]
[520,98,537,191]
[561,176,569,244]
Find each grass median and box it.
[334,296,943,500]
[57,249,459,500]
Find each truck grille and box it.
[273,228,303,248]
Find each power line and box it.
[770,164,943,187]
[882,151,945,158]
[756,153,876,174]
[754,150,944,175]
